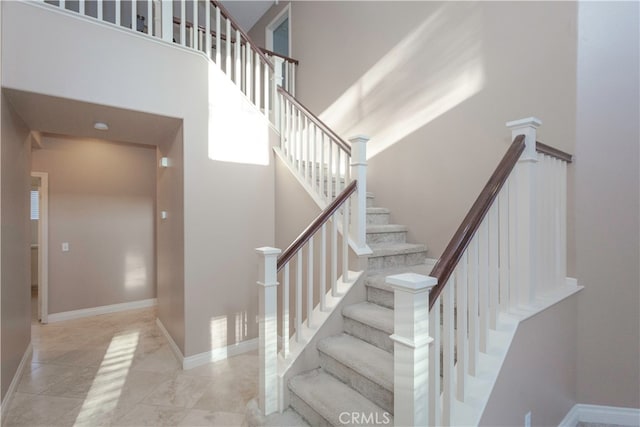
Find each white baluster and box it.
[204,0,211,56]
[255,51,261,107]
[327,142,333,202]
[245,39,252,99]
[429,294,441,427]
[507,117,541,306]
[456,252,468,401]
[508,172,519,310]
[488,202,499,329]
[234,29,241,84]
[225,18,231,74]
[147,0,153,35]
[161,0,172,41]
[179,0,185,45]
[256,247,281,416]
[312,125,318,194]
[296,251,302,343]
[115,0,121,25]
[192,0,198,49]
[387,273,437,427]
[131,0,136,30]
[282,263,289,359]
[559,159,567,287]
[291,62,296,95]
[304,118,310,185]
[335,149,341,200]
[441,281,455,425]
[498,186,510,312]
[320,134,325,200]
[468,235,479,376]
[97,0,103,20]
[215,6,221,65]
[264,64,270,119]
[342,202,349,282]
[284,60,290,93]
[320,224,327,311]
[307,237,314,327]
[79,0,84,15]
[478,218,489,353]
[331,215,338,297]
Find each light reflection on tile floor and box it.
[3,307,257,427]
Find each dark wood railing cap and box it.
[428,135,526,309]
[536,141,573,163]
[261,48,299,65]
[278,181,357,271]
[277,87,351,156]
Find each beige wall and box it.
[1,95,32,402]
[251,1,577,272]
[31,136,157,314]
[574,1,640,408]
[480,295,578,426]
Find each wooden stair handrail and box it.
[260,48,300,65]
[211,0,274,71]
[428,135,526,309]
[277,87,351,156]
[277,180,357,271]
[536,141,573,163]
[171,18,300,67]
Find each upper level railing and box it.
[387,117,575,426]
[43,0,277,118]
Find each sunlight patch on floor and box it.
[73,331,139,425]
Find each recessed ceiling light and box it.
[94,122,109,131]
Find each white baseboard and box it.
[48,298,157,323]
[0,343,33,420]
[154,318,257,370]
[559,404,640,426]
[155,318,185,365]
[183,338,258,370]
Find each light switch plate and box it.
[62,242,69,252]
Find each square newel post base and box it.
[386,273,437,427]
[256,247,281,416]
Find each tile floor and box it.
[2,306,258,427]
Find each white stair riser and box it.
[366,230,406,245]
[366,213,390,225]
[343,318,394,353]
[288,392,332,427]
[318,352,393,414]
[367,251,426,271]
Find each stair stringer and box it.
[276,271,367,413]
[273,146,373,257]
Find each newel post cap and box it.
[255,247,282,256]
[506,117,542,129]
[386,273,437,293]
[348,135,370,144]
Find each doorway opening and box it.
[30,171,49,324]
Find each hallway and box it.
[2,307,257,426]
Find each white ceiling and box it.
[4,89,182,147]
[220,1,274,32]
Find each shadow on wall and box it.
[319,2,485,159]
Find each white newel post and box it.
[256,247,281,416]
[160,0,173,42]
[506,117,540,306]
[273,57,284,131]
[387,273,437,427]
[349,135,369,252]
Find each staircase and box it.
[286,194,429,426]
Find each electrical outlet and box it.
[524,411,531,427]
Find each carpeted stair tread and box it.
[289,369,391,427]
[343,302,394,335]
[318,333,393,392]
